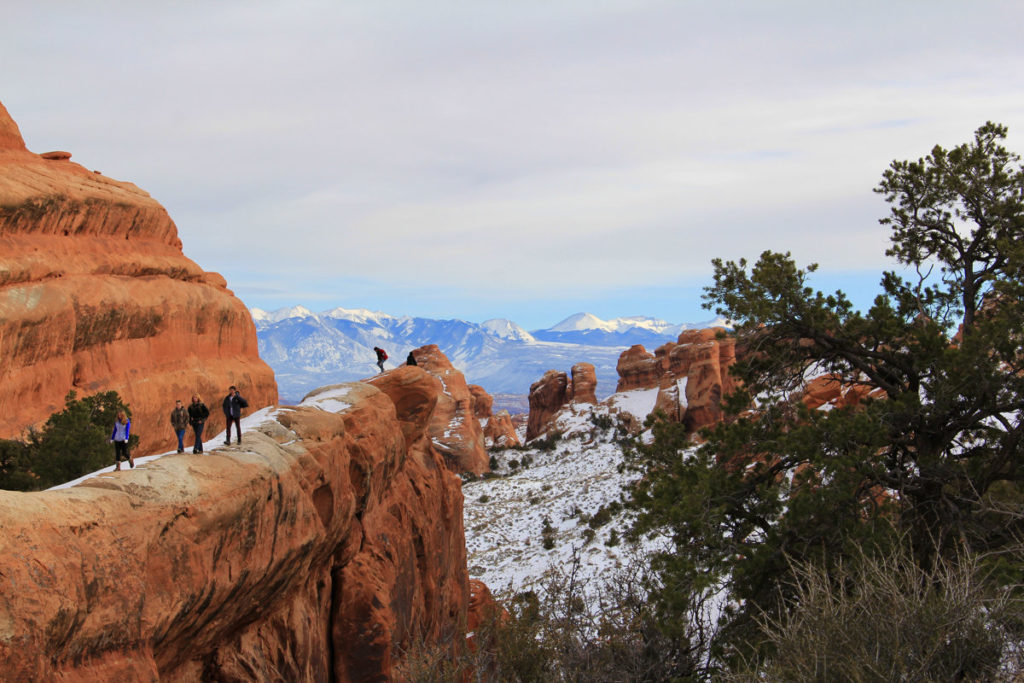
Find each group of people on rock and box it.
[115,345,423,472]
[111,385,250,471]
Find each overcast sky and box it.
[4,1,1024,329]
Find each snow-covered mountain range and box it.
[252,306,727,405]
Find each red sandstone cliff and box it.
[0,101,277,455]
[367,345,489,475]
[0,380,471,680]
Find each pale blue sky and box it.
[4,1,1024,329]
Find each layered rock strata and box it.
[0,381,470,681]
[0,101,276,455]
[367,345,489,475]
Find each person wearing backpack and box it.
[222,385,249,445]
[374,347,388,374]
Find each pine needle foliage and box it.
[628,123,1024,670]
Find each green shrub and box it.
[588,501,622,529]
[542,516,556,549]
[531,431,562,452]
[1,390,136,491]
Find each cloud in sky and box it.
[4,1,1024,328]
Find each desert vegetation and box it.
[0,390,136,490]
[452,123,1024,680]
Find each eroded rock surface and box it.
[367,345,489,475]
[0,382,471,681]
[526,362,599,441]
[0,100,276,455]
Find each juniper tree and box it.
[628,122,1024,665]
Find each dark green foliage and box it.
[530,430,562,452]
[0,391,136,491]
[628,123,1024,667]
[587,500,622,529]
[0,439,38,491]
[542,516,556,549]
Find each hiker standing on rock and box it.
[406,351,417,366]
[374,347,388,374]
[222,385,249,445]
[110,410,134,471]
[170,399,189,453]
[188,394,210,454]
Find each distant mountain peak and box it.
[251,305,315,325]
[548,312,613,332]
[481,318,535,342]
[322,306,394,325]
[546,312,674,334]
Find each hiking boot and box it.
[129,459,135,469]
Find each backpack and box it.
[381,350,388,360]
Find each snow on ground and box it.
[49,387,362,491]
[605,387,659,420]
[463,398,676,600]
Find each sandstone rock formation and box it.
[0,382,471,681]
[568,362,597,405]
[367,345,489,475]
[483,410,521,449]
[467,383,520,449]
[526,362,598,441]
[0,101,277,456]
[468,384,493,419]
[614,327,737,431]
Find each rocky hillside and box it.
[0,101,277,454]
[0,371,493,680]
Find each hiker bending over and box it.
[374,347,388,374]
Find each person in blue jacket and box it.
[110,410,134,470]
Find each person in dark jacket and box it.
[406,351,418,366]
[374,347,388,374]
[110,410,134,470]
[222,385,249,445]
[188,394,210,454]
[170,399,189,453]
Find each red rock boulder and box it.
[367,345,489,475]
[526,370,569,441]
[568,362,598,405]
